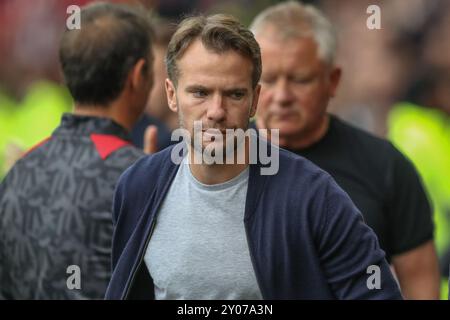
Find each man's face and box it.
[146,45,170,119]
[134,50,155,117]
[165,39,260,154]
[256,34,340,147]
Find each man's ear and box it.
[130,58,151,91]
[165,78,178,112]
[250,84,261,118]
[329,66,342,98]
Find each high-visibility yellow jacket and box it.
[0,81,72,178]
[388,102,450,299]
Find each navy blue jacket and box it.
[105,144,403,299]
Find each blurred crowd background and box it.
[1,0,450,164]
[0,0,449,291]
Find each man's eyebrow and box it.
[223,87,248,94]
[184,86,249,94]
[185,85,210,92]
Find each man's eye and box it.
[230,91,245,100]
[193,90,207,98]
[261,77,276,85]
[291,76,313,84]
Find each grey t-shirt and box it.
[144,157,262,300]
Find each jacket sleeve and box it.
[317,177,403,299]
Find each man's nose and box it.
[206,94,226,122]
[273,78,294,106]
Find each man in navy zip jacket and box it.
[105,14,402,300]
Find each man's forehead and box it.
[178,39,251,65]
[258,32,316,51]
[258,35,320,66]
[255,23,312,42]
[176,39,254,86]
[179,72,252,90]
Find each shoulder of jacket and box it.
[118,145,177,191]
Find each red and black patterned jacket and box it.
[0,114,144,299]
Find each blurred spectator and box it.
[145,16,178,131]
[0,0,147,178]
[0,2,152,299]
[317,0,445,136]
[388,69,450,299]
[131,15,176,150]
[385,0,450,299]
[0,82,72,178]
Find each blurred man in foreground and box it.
[0,2,153,299]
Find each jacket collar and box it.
[52,113,130,141]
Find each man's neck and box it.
[187,138,250,185]
[73,103,133,132]
[189,161,249,185]
[278,115,330,151]
[166,113,180,131]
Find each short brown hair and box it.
[60,2,154,106]
[166,14,261,88]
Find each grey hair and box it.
[250,1,337,65]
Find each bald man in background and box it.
[251,1,440,299]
